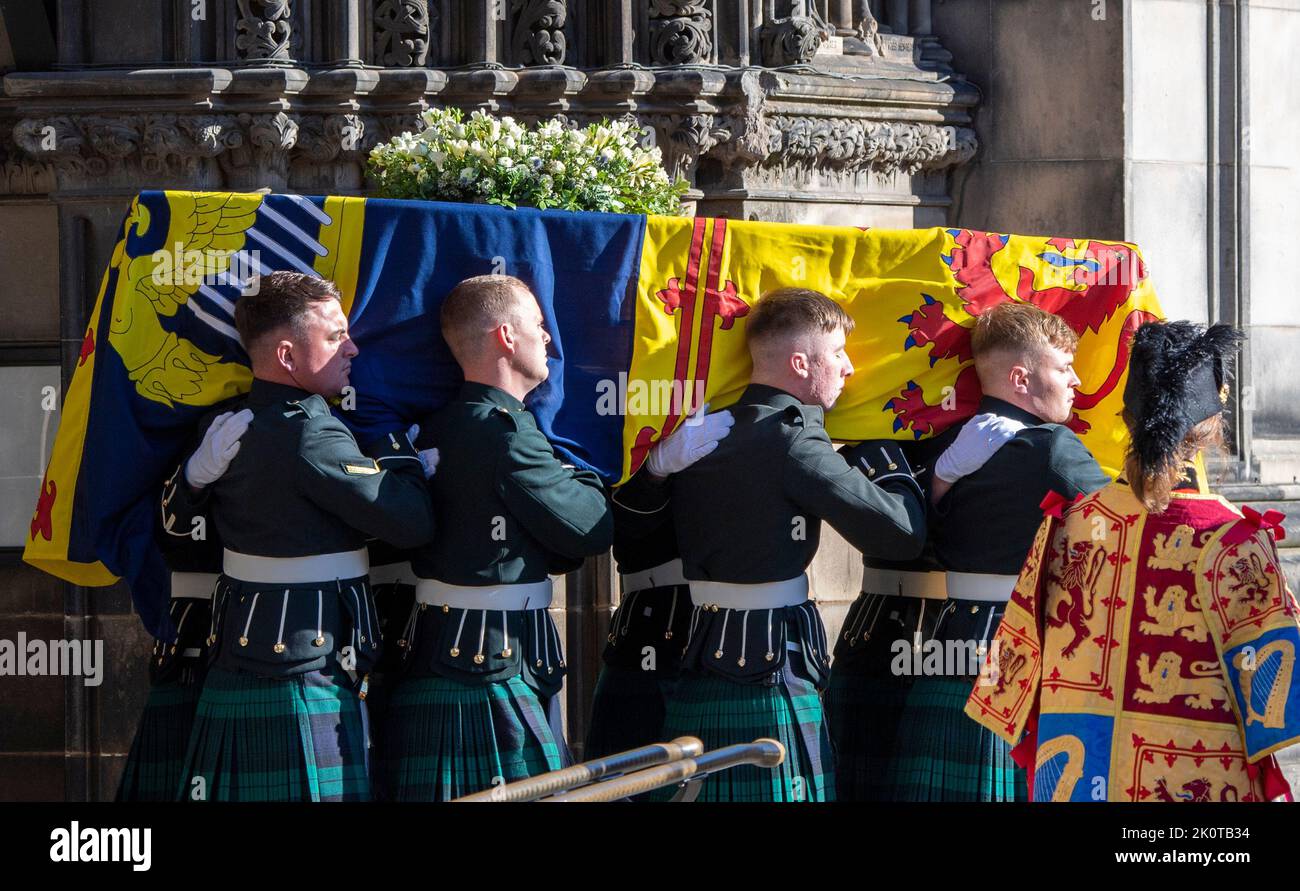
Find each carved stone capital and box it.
[760,2,833,66]
[374,0,435,67]
[648,0,713,65]
[512,0,567,66]
[236,0,294,63]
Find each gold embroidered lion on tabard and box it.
[1146,524,1198,571]
[1138,585,1207,642]
[1133,652,1229,712]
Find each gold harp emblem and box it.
[1035,734,1086,802]
[1235,640,1294,729]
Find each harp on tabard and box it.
[1235,640,1294,730]
[1034,734,1086,802]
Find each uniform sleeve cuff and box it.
[362,431,421,463]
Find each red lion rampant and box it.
[885,230,1159,438]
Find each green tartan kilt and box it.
[827,590,1027,802]
[116,680,204,802]
[381,674,565,801]
[585,664,678,761]
[654,660,835,802]
[826,671,1027,802]
[178,666,371,802]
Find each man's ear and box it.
[494,321,515,353]
[274,339,295,372]
[1007,363,1031,394]
[790,351,811,379]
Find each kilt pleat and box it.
[116,681,204,802]
[179,666,371,802]
[381,675,565,801]
[827,672,1026,802]
[654,665,834,802]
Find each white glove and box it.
[418,447,440,480]
[646,403,735,477]
[933,412,1025,483]
[184,409,254,489]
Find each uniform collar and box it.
[739,383,822,420]
[246,378,315,408]
[459,380,527,412]
[978,395,1046,427]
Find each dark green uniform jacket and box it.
[410,381,613,585]
[634,384,926,583]
[931,396,1111,574]
[165,379,435,557]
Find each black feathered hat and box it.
[1123,320,1242,471]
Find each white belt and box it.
[415,578,553,612]
[368,561,417,586]
[620,558,688,595]
[861,567,948,600]
[170,572,219,600]
[688,574,808,610]
[222,548,369,585]
[945,571,1017,603]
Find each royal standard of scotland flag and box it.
[25,191,1164,638]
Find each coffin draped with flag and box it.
[25,190,1165,637]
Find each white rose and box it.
[498,156,514,169]
[548,160,565,174]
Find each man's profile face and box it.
[287,298,357,398]
[1023,344,1080,424]
[508,289,553,388]
[804,326,854,410]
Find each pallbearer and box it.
[383,274,613,801]
[587,407,734,761]
[168,271,436,802]
[647,288,928,802]
[829,303,1110,801]
[117,407,248,801]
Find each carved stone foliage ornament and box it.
[649,0,713,65]
[6,111,419,190]
[760,1,832,66]
[374,0,435,67]
[235,0,294,62]
[511,0,566,65]
[770,115,977,175]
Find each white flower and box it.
[548,160,565,175]
[459,167,477,183]
[584,166,598,179]
[498,156,514,169]
[480,177,496,192]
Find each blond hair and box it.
[440,274,532,361]
[971,302,1079,371]
[746,288,854,349]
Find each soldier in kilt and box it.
[643,288,929,802]
[586,409,734,761]
[117,399,250,801]
[827,303,1110,801]
[166,271,436,802]
[382,275,613,801]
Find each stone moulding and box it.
[0,65,977,195]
